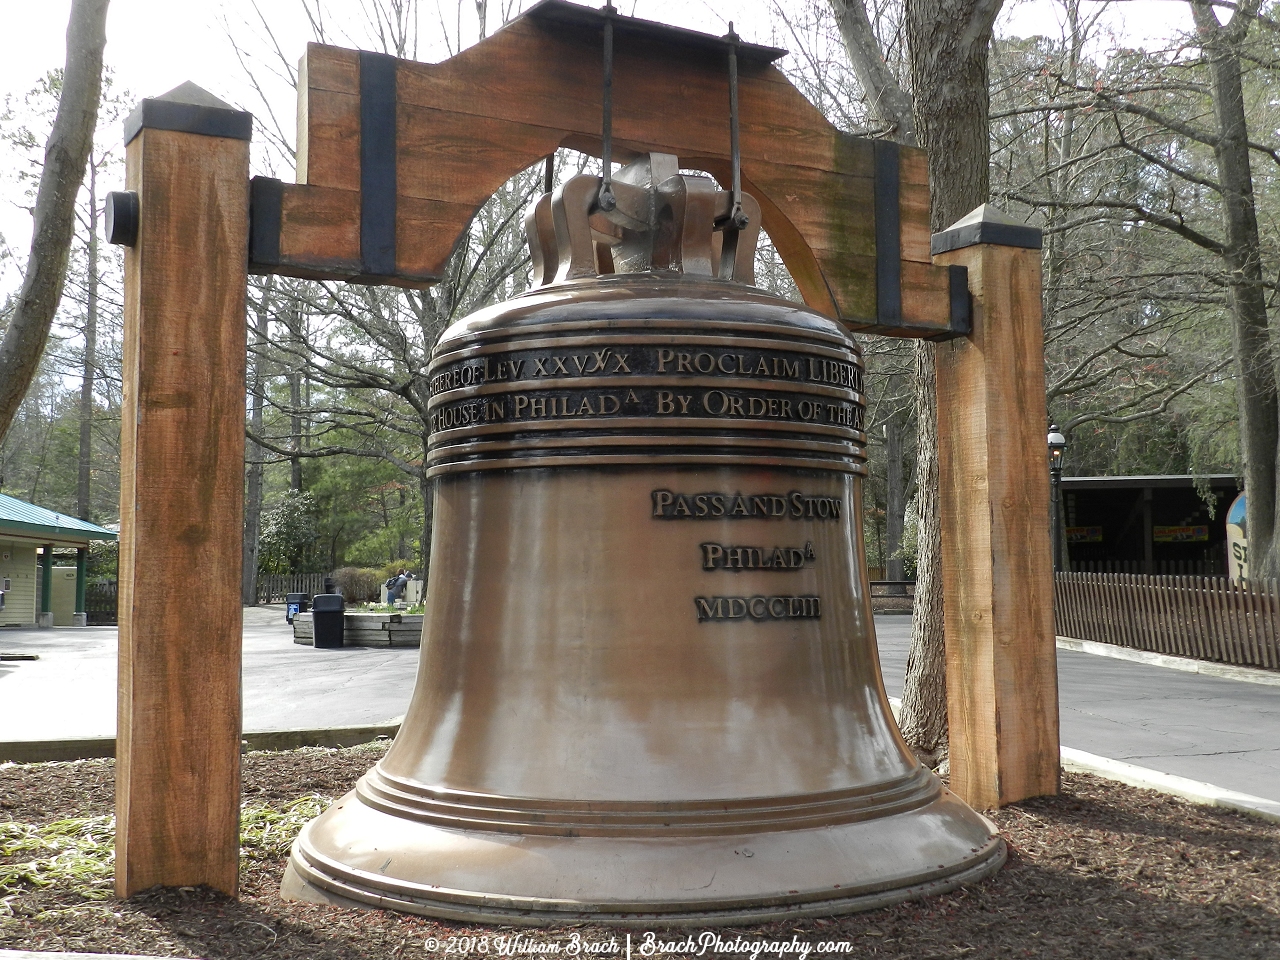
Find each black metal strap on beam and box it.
[944,264,972,338]
[873,140,901,328]
[248,176,283,271]
[360,51,398,278]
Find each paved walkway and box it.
[2,609,1276,805]
[0,606,415,740]
[874,615,1280,803]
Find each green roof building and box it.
[0,494,117,628]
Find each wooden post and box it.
[74,546,87,627]
[115,84,252,897]
[932,205,1060,809]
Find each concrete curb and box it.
[1061,746,1280,824]
[886,697,1280,825]
[1056,635,1280,687]
[0,719,404,764]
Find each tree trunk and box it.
[899,0,1002,767]
[885,412,906,581]
[897,342,948,762]
[77,159,98,520]
[242,280,274,605]
[829,0,1002,765]
[287,307,304,493]
[0,0,109,438]
[1190,0,1278,577]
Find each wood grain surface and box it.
[116,126,249,897]
[253,16,960,337]
[934,242,1060,809]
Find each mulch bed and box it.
[2,744,1278,959]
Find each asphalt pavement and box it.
[874,615,1280,803]
[1,608,1276,805]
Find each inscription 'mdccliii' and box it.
[653,490,843,520]
[695,595,822,622]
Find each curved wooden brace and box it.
[248,3,966,338]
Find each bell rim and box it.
[283,792,1007,925]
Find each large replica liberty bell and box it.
[281,148,1007,922]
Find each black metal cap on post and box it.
[123,81,252,146]
[931,203,1043,256]
[105,191,139,246]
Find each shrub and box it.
[332,566,382,602]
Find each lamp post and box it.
[1047,425,1067,572]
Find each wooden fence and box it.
[255,573,328,604]
[85,580,117,626]
[1055,572,1279,670]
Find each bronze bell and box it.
[281,153,1005,924]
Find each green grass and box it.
[0,794,334,901]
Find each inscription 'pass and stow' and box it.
[653,490,840,623]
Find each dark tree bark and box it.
[0,0,109,438]
[885,412,906,581]
[285,305,306,492]
[1189,0,1277,577]
[77,159,99,520]
[242,279,275,605]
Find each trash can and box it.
[311,593,345,648]
[285,592,309,623]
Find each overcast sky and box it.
[0,0,1194,283]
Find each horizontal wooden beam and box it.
[248,2,968,339]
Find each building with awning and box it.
[1061,475,1240,576]
[0,493,117,627]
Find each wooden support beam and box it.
[246,0,970,339]
[933,205,1060,809]
[115,84,250,897]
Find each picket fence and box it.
[1054,572,1279,671]
[256,573,328,604]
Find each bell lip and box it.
[282,790,1008,926]
[439,274,855,349]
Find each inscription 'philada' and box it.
[701,542,816,570]
[695,595,822,622]
[653,490,843,520]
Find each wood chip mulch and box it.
[2,743,1278,959]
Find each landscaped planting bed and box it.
[2,744,1277,959]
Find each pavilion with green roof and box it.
[0,493,117,627]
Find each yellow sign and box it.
[1066,526,1103,543]
[1152,525,1208,543]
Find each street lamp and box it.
[1047,425,1067,573]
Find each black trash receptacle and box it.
[285,592,310,623]
[311,593,345,648]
